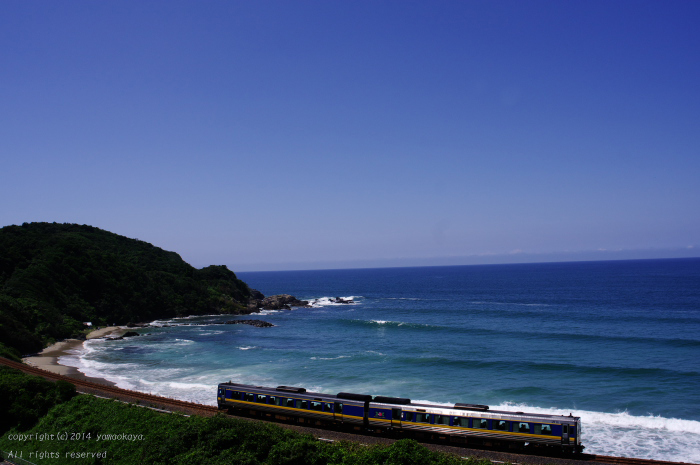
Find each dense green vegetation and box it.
[0,393,488,465]
[0,222,252,354]
[0,366,76,435]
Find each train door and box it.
[217,387,225,407]
[391,408,402,428]
[562,424,570,445]
[334,402,343,422]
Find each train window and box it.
[256,394,267,403]
[285,398,295,408]
[517,422,530,433]
[310,401,322,411]
[233,391,242,399]
[494,420,508,431]
[324,403,333,412]
[403,412,413,422]
[301,400,309,409]
[245,393,255,402]
[533,424,552,435]
[435,415,450,425]
[269,396,277,405]
[473,418,488,429]
[416,413,430,423]
[335,403,343,414]
[453,417,467,427]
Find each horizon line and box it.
[233,250,700,273]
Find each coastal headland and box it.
[0,222,313,387]
[0,222,257,361]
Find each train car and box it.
[217,382,370,427]
[370,399,581,451]
[217,381,582,452]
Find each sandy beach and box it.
[22,326,127,386]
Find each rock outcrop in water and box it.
[225,319,274,328]
[248,293,310,311]
[249,289,265,300]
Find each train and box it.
[217,381,583,453]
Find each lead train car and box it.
[217,382,582,452]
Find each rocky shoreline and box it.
[99,292,357,340]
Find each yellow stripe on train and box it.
[400,421,560,440]
[226,399,370,420]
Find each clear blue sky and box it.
[1,1,698,271]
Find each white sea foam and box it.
[310,355,351,360]
[367,319,409,326]
[177,314,220,320]
[195,330,225,336]
[364,350,385,356]
[367,319,415,327]
[115,378,218,405]
[257,309,281,315]
[238,346,256,350]
[149,321,217,328]
[168,381,212,391]
[307,296,360,308]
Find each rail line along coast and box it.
[0,357,691,465]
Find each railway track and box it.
[1,357,692,465]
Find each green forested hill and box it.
[0,222,252,355]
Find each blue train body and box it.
[217,382,583,452]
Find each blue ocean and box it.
[61,258,700,462]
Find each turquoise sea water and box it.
[62,258,700,461]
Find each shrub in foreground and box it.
[0,365,76,435]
